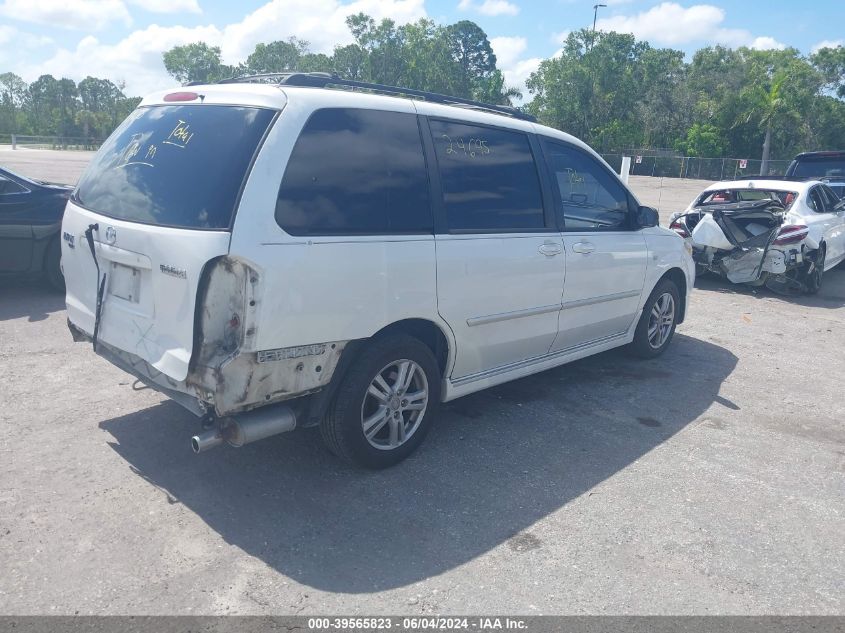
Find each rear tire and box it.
[320,333,441,469]
[628,278,680,359]
[803,245,825,295]
[44,237,64,292]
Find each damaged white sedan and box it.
[669,179,845,294]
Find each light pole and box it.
[592,3,607,34]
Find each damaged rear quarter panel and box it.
[203,342,347,415]
[187,255,349,415]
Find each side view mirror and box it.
[636,205,659,228]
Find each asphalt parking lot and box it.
[0,152,843,615]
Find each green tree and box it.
[674,123,725,157]
[526,30,649,149]
[331,44,368,80]
[445,20,498,100]
[0,72,27,135]
[736,49,821,173]
[78,76,124,120]
[810,45,845,98]
[163,42,227,84]
[346,14,407,86]
[74,109,97,138]
[245,38,308,74]
[28,74,60,134]
[299,53,334,73]
[400,19,460,94]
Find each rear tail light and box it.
[669,220,690,238]
[773,225,809,246]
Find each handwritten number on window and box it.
[442,134,491,158]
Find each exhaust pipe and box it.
[191,405,297,454]
[191,429,225,453]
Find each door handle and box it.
[572,241,596,254]
[538,241,562,256]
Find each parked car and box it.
[62,73,694,468]
[786,150,845,199]
[669,179,845,294]
[0,166,73,290]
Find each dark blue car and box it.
[0,166,73,290]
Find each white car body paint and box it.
[63,82,694,421]
[673,179,845,272]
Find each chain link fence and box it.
[0,134,102,151]
[601,153,790,181]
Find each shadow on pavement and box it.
[0,278,64,322]
[99,333,736,594]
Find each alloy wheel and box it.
[647,292,675,349]
[360,359,429,450]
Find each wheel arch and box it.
[658,267,688,324]
[300,318,453,427]
[372,318,452,377]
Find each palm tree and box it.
[737,70,790,176]
[499,86,523,106]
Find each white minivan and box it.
[62,73,695,468]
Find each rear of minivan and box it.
[63,86,284,414]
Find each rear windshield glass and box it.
[73,105,276,229]
[790,158,845,179]
[696,189,797,210]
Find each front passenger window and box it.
[543,140,631,231]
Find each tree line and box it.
[0,73,140,140]
[528,29,845,168]
[1,12,844,165]
[161,14,517,106]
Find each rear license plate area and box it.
[108,262,141,303]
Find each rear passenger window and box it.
[542,140,632,231]
[429,119,545,231]
[276,108,431,235]
[809,188,828,213]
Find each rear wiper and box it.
[83,224,107,353]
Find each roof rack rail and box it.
[217,72,536,122]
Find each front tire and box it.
[629,278,680,359]
[320,333,441,469]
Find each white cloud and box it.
[595,2,781,49]
[551,30,570,46]
[18,24,221,92]
[811,39,844,54]
[0,25,53,68]
[458,0,519,17]
[490,35,526,68]
[127,0,202,14]
[15,0,427,96]
[0,25,52,47]
[0,0,132,30]
[490,35,540,101]
[219,0,425,61]
[750,36,785,51]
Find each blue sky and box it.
[0,0,842,98]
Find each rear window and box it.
[275,108,431,235]
[73,105,276,229]
[790,158,845,179]
[697,189,798,210]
